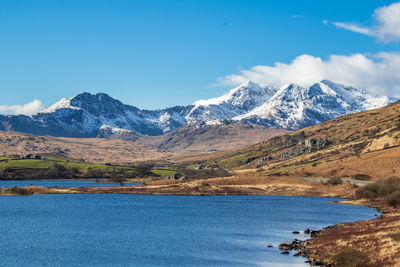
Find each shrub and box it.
[200,181,210,187]
[363,190,378,200]
[327,177,343,185]
[351,174,371,181]
[134,164,153,177]
[377,183,397,196]
[85,168,106,178]
[10,187,31,196]
[311,162,318,167]
[356,179,400,204]
[364,183,380,193]
[356,183,380,199]
[390,232,400,242]
[384,190,400,207]
[334,247,370,267]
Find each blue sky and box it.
[1,0,399,113]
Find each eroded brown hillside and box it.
[212,101,400,181]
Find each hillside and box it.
[137,122,288,152]
[0,122,286,163]
[0,131,174,164]
[212,101,400,181]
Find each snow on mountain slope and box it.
[236,80,392,130]
[34,92,169,136]
[0,80,394,138]
[41,98,82,113]
[27,81,278,137]
[186,80,277,122]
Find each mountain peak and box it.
[3,80,395,139]
[235,81,393,130]
[71,92,115,103]
[187,81,276,122]
[240,80,259,88]
[193,81,273,107]
[40,92,117,114]
[40,97,81,114]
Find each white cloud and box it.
[0,100,46,115]
[331,1,400,42]
[331,22,373,36]
[374,1,400,41]
[217,52,400,96]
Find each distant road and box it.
[300,177,372,187]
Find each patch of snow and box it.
[100,124,133,134]
[40,98,81,113]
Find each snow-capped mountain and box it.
[0,80,394,138]
[235,80,392,130]
[33,92,192,137]
[186,81,277,123]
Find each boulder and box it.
[278,242,293,250]
[310,230,320,238]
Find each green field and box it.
[151,169,177,176]
[0,156,156,179]
[0,157,134,172]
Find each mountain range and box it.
[0,80,393,139]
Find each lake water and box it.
[0,179,139,188]
[0,194,377,266]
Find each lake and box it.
[0,194,377,266]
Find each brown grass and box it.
[285,146,400,181]
[0,131,179,164]
[390,232,400,242]
[137,124,288,152]
[0,125,288,164]
[333,247,370,267]
[1,174,357,198]
[211,101,400,182]
[301,199,400,267]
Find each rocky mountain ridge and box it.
[0,80,393,138]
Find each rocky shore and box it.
[277,199,400,266]
[1,176,399,266]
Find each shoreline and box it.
[291,198,399,266]
[0,178,398,266]
[0,175,358,198]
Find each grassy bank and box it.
[0,156,155,179]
